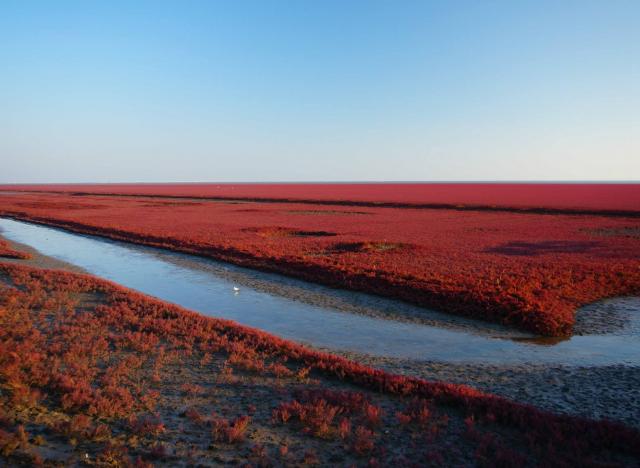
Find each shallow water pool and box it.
[1,217,638,366]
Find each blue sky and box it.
[1,0,638,183]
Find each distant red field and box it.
[1,188,639,337]
[3,183,640,214]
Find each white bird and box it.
[233,286,240,293]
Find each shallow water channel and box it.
[1,218,638,366]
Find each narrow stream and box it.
[1,218,638,366]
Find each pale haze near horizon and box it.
[1,0,638,184]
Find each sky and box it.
[1,0,638,183]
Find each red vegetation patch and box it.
[0,239,30,260]
[3,183,639,214]
[211,415,250,444]
[272,389,374,439]
[128,414,165,436]
[1,191,639,336]
[0,261,638,465]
